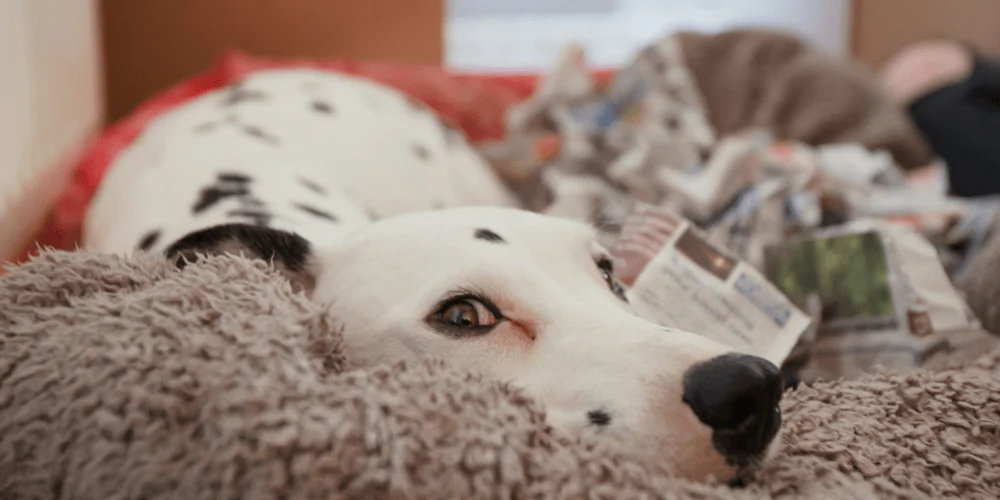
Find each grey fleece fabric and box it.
[1,250,998,499]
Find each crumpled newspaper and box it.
[484,34,998,260]
[480,36,714,218]
[480,35,996,380]
[764,219,982,381]
[612,203,812,366]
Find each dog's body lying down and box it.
[84,69,782,481]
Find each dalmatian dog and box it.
[83,69,782,481]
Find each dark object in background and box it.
[677,29,934,170]
[909,54,1000,197]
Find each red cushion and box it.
[21,50,613,262]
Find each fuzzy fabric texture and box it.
[1,250,999,499]
[676,29,934,170]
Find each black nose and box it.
[682,353,783,460]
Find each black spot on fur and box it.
[221,84,267,106]
[243,125,279,146]
[587,410,612,427]
[166,223,311,273]
[299,178,327,195]
[699,148,712,164]
[137,230,161,251]
[311,101,334,114]
[192,185,250,213]
[664,115,681,130]
[226,209,273,227]
[191,172,257,214]
[217,172,252,184]
[474,228,505,243]
[412,144,431,161]
[293,203,338,222]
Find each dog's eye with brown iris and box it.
[436,297,499,329]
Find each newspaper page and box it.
[613,204,811,366]
[762,220,979,380]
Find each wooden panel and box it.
[853,0,1000,70]
[100,0,444,122]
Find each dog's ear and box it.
[165,223,317,293]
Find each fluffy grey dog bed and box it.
[1,251,998,499]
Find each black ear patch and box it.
[474,228,505,244]
[166,223,315,292]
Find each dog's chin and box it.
[726,430,784,488]
[625,426,782,484]
[615,426,732,482]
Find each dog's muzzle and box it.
[682,353,783,463]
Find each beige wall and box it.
[853,0,1000,70]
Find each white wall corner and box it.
[0,0,105,262]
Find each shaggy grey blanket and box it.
[1,251,998,499]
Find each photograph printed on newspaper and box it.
[762,220,980,380]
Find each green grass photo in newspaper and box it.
[767,231,894,321]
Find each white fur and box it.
[85,69,516,253]
[84,69,767,480]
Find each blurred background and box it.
[447,0,852,70]
[3,0,1000,261]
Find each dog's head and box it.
[166,207,783,481]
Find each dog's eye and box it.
[436,297,499,330]
[597,257,616,287]
[597,257,629,302]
